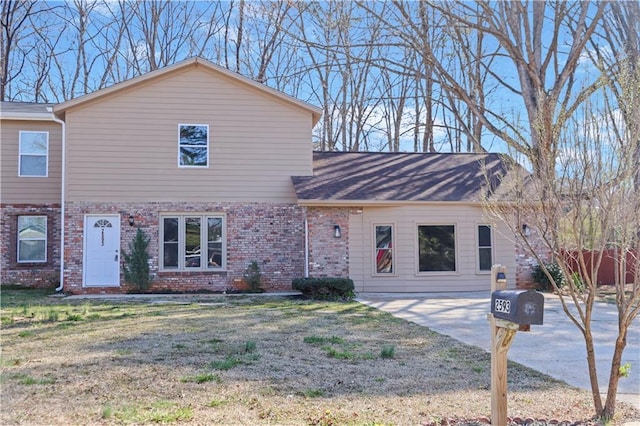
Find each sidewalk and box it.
[357,291,640,415]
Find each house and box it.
[1,57,527,294]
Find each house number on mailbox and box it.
[494,299,511,314]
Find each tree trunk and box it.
[602,325,628,418]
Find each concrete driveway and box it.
[357,291,640,411]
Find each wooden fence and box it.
[563,249,637,286]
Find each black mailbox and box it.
[491,290,544,325]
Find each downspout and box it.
[304,218,309,278]
[48,108,65,292]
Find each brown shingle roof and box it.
[292,151,513,204]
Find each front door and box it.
[83,215,121,287]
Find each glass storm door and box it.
[83,215,121,287]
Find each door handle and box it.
[114,254,119,261]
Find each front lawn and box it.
[1,288,637,425]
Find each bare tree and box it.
[594,1,640,189]
[365,1,605,171]
[287,1,342,150]
[1,0,57,101]
[485,81,640,418]
[441,1,494,153]
[120,0,220,75]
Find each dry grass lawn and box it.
[1,288,638,425]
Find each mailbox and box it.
[491,290,544,325]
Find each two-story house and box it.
[1,57,525,294]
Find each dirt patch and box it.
[1,293,638,425]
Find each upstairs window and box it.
[178,124,209,167]
[19,131,48,176]
[18,216,47,263]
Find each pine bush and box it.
[123,227,151,292]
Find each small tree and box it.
[123,227,151,292]
[484,85,640,419]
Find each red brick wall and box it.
[0,204,62,287]
[306,207,350,278]
[62,201,308,294]
[515,225,552,289]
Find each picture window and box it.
[160,214,224,271]
[417,225,456,272]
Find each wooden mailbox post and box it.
[489,264,544,426]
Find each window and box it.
[160,214,224,271]
[478,225,493,271]
[19,131,48,176]
[418,225,456,272]
[374,225,394,274]
[178,124,208,167]
[18,216,47,262]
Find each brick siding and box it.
[515,225,552,289]
[0,204,62,287]
[62,201,308,294]
[306,207,350,278]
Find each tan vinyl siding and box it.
[349,211,366,291]
[0,120,62,204]
[64,67,313,202]
[349,205,516,292]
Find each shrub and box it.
[531,263,564,292]
[292,278,355,300]
[380,345,396,359]
[123,228,151,292]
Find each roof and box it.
[292,151,514,205]
[53,57,323,125]
[0,101,55,121]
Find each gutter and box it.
[48,108,65,292]
[304,218,309,278]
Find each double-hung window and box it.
[18,216,47,263]
[161,214,224,271]
[19,131,48,176]
[478,225,493,272]
[417,225,456,272]
[374,225,394,274]
[178,124,209,167]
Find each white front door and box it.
[83,215,121,287]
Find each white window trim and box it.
[476,223,494,274]
[372,223,396,276]
[17,215,47,263]
[178,123,209,168]
[159,213,226,272]
[415,223,459,276]
[18,131,49,177]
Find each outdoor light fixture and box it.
[496,271,507,283]
[334,224,341,238]
[522,223,531,237]
[128,214,135,227]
